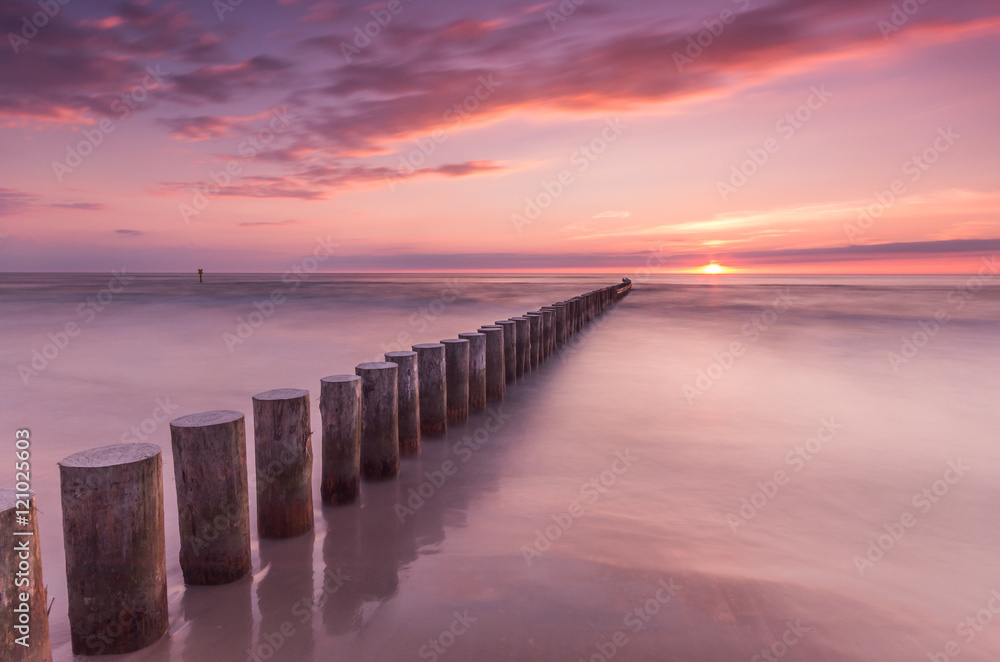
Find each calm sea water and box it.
[1,273,999,661]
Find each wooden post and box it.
[1,490,51,661]
[441,339,470,423]
[494,320,517,383]
[58,443,168,654]
[540,308,556,358]
[458,332,486,411]
[412,343,447,436]
[510,317,530,377]
[384,351,420,456]
[552,304,568,347]
[355,362,400,480]
[320,375,361,505]
[251,388,313,539]
[525,313,542,369]
[169,410,251,585]
[478,326,506,401]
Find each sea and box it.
[1,273,999,661]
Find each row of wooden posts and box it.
[1,283,628,659]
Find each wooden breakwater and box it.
[2,281,630,656]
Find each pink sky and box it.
[1,0,999,273]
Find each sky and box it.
[1,0,999,273]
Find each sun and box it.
[701,262,728,274]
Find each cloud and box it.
[170,56,293,104]
[114,229,144,236]
[238,219,306,227]
[0,188,35,215]
[161,159,504,201]
[51,202,108,211]
[0,0,226,124]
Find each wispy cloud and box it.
[238,219,306,227]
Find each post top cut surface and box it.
[322,374,361,384]
[510,317,530,321]
[0,488,34,511]
[356,361,398,371]
[440,339,470,345]
[412,343,445,350]
[58,442,161,468]
[170,410,244,428]
[253,388,309,402]
[478,326,502,330]
[385,351,417,358]
[495,320,515,325]
[458,332,485,338]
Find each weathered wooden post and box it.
[553,304,568,347]
[478,326,506,401]
[441,338,470,422]
[511,317,530,376]
[355,362,400,480]
[525,313,542,369]
[412,343,447,436]
[170,411,251,585]
[494,320,517,383]
[458,332,486,412]
[251,388,313,539]
[540,308,556,358]
[1,490,51,661]
[58,444,168,654]
[320,375,361,504]
[384,351,420,456]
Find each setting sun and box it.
[702,263,728,274]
